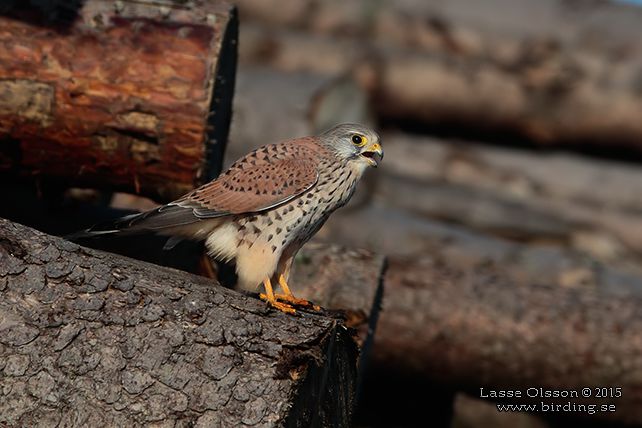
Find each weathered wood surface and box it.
[237,0,642,152]
[0,0,238,202]
[370,256,642,425]
[292,243,384,330]
[0,218,364,427]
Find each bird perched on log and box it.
[69,123,383,314]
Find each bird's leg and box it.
[259,278,296,314]
[276,273,321,311]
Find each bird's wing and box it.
[121,147,319,230]
[174,156,319,218]
[69,140,323,237]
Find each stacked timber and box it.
[227,64,642,427]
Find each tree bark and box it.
[371,256,642,425]
[0,0,238,202]
[0,218,368,427]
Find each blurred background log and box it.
[0,0,238,202]
[0,218,365,427]
[364,255,642,426]
[237,0,642,155]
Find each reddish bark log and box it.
[0,0,238,202]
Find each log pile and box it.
[0,0,238,201]
[0,2,388,427]
[230,68,642,285]
[326,132,642,285]
[2,0,642,426]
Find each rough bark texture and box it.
[237,0,642,152]
[0,218,363,427]
[373,256,642,426]
[0,0,238,202]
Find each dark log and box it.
[0,0,238,202]
[288,243,385,395]
[0,218,364,427]
[371,256,642,425]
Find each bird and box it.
[70,123,383,314]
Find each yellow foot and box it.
[259,293,296,314]
[259,278,296,314]
[275,294,321,311]
[277,273,321,311]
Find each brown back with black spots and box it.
[175,139,329,217]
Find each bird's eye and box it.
[351,134,366,146]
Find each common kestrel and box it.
[73,123,383,314]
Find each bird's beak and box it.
[361,142,383,167]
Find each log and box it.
[369,256,642,425]
[0,218,363,427]
[0,0,238,202]
[287,243,385,395]
[318,200,642,299]
[237,0,642,152]
[380,132,642,258]
[291,243,385,333]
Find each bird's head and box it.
[320,123,383,168]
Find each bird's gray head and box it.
[319,123,383,168]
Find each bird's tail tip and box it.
[65,212,144,242]
[64,228,120,242]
